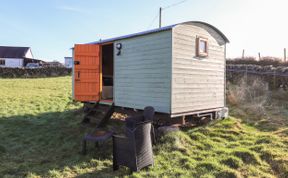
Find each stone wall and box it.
[227,64,288,90]
[0,67,72,78]
[2,64,288,90]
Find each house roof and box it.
[0,46,30,58]
[88,21,229,45]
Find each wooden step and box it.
[82,102,115,128]
[97,103,115,128]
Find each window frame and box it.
[0,59,5,66]
[196,37,209,57]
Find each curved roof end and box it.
[179,21,229,43]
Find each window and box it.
[196,37,208,57]
[0,59,5,65]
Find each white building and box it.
[64,57,73,68]
[0,46,34,68]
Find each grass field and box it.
[0,77,287,177]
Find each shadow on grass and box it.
[0,109,128,177]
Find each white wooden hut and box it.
[73,21,229,120]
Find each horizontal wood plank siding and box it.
[171,23,226,114]
[114,30,172,113]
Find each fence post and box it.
[284,48,286,62]
[273,70,276,89]
[245,65,248,83]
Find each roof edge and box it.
[0,46,31,58]
[88,24,175,45]
[77,21,229,46]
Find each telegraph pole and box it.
[159,7,162,28]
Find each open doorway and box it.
[101,43,114,102]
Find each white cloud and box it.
[56,6,90,15]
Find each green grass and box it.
[0,77,288,177]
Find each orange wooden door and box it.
[74,44,100,102]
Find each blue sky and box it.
[1,0,287,62]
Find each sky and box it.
[0,0,287,62]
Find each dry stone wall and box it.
[0,67,72,78]
[227,64,288,90]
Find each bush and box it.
[227,77,269,106]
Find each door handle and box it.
[77,71,80,79]
[75,71,80,81]
[74,61,80,65]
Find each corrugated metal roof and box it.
[85,21,229,45]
